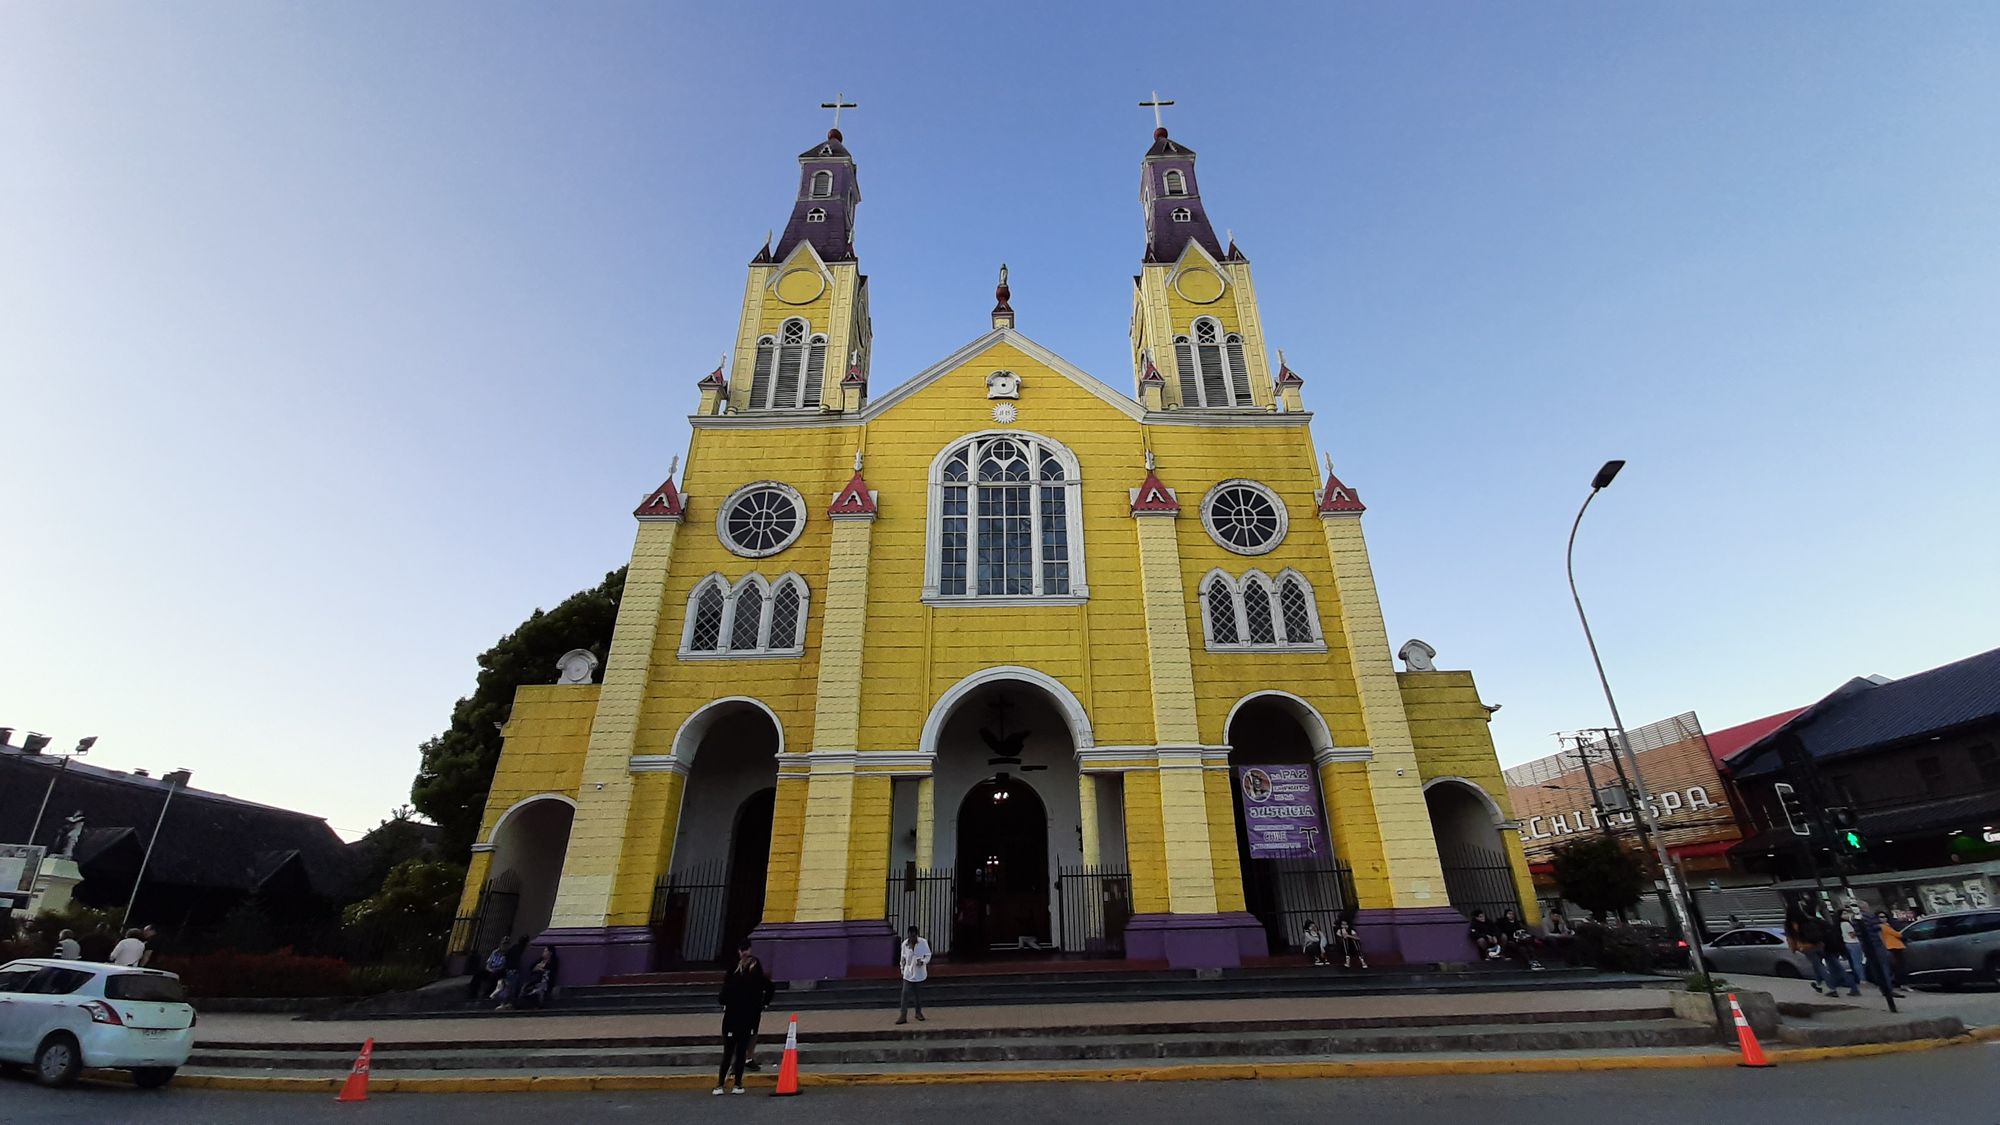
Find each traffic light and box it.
[1774,783,1810,836]
[1827,807,1865,852]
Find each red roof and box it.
[1705,708,1808,766]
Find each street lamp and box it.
[26,736,95,847]
[122,768,190,929]
[1566,460,1711,981]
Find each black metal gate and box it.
[1438,841,1522,921]
[446,884,519,969]
[650,858,730,969]
[1055,864,1133,958]
[1249,858,1355,952]
[885,864,957,957]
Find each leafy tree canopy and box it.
[411,567,625,855]
[341,857,468,966]
[1550,834,1646,922]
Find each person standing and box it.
[896,925,931,1024]
[108,927,148,967]
[1839,905,1868,988]
[138,925,158,967]
[1815,907,1859,996]
[715,940,774,1095]
[1879,909,1909,988]
[54,929,81,960]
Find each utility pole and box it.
[1559,731,1617,842]
[123,770,188,929]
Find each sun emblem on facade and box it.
[992,402,1018,424]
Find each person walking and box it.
[1332,918,1368,969]
[896,926,931,1024]
[1839,905,1869,988]
[715,939,774,1095]
[53,929,81,960]
[1301,920,1330,966]
[1814,906,1859,996]
[1879,909,1909,988]
[1785,904,1833,994]
[109,927,148,967]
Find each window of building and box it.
[748,318,827,409]
[1163,169,1186,196]
[1199,569,1324,651]
[1201,479,1288,555]
[927,432,1086,602]
[681,573,810,657]
[1916,755,1946,794]
[717,481,807,558]
[1971,743,2000,786]
[806,207,826,223]
[1171,206,1191,222]
[811,170,833,197]
[1172,317,1252,407]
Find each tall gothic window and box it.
[749,318,827,409]
[682,574,809,657]
[1199,569,1324,651]
[1173,317,1252,407]
[928,432,1086,601]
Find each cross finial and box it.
[1323,453,1334,475]
[668,455,680,479]
[1139,90,1175,130]
[820,93,858,129]
[1144,448,1155,471]
[854,449,864,472]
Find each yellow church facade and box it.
[455,123,1537,983]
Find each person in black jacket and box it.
[715,939,775,1095]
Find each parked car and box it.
[1629,922,1692,970]
[1699,926,1818,979]
[1899,909,2000,989]
[0,959,195,1088]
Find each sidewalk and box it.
[194,987,1679,1046]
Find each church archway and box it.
[1425,777,1521,921]
[486,794,575,943]
[1225,695,1340,955]
[924,672,1086,958]
[659,699,780,966]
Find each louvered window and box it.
[750,336,777,409]
[804,336,826,407]
[1173,335,1199,407]
[1225,334,1250,404]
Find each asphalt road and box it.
[4,1045,1997,1125]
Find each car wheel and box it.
[132,1067,177,1090]
[35,1035,83,1088]
[1773,962,1800,979]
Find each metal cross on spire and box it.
[1139,90,1176,129]
[820,93,858,129]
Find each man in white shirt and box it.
[895,926,931,1025]
[108,927,147,966]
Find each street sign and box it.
[0,843,46,904]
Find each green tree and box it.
[1550,835,1646,922]
[341,858,468,966]
[352,805,440,895]
[411,567,625,855]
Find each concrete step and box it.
[187,1018,1713,1072]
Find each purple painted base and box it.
[1122,912,1267,969]
[535,925,655,985]
[1352,906,1476,966]
[750,919,897,982]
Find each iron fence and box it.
[1253,858,1357,951]
[651,858,730,969]
[1438,841,1522,921]
[885,864,957,958]
[1055,864,1132,957]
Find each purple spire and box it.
[1140,128,1225,264]
[771,130,860,264]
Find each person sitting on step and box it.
[1301,919,1330,966]
[1333,918,1368,969]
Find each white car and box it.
[0,959,196,1088]
[1698,926,1819,979]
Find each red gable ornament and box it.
[1318,467,1365,514]
[829,470,877,516]
[635,476,685,520]
[1130,468,1180,514]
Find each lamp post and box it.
[27,736,95,847]
[1566,460,1710,982]
[122,768,189,929]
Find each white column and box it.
[915,775,936,871]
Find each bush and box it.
[27,904,124,961]
[151,951,354,998]
[1571,921,1656,974]
[1684,972,1730,993]
[347,963,436,996]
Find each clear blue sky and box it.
[4,2,1996,839]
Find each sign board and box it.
[0,843,46,903]
[1237,765,1327,859]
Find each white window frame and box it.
[1163,169,1186,196]
[1197,568,1327,653]
[810,170,833,198]
[1200,478,1289,556]
[923,430,1088,606]
[806,207,827,223]
[679,572,811,659]
[717,480,808,559]
[1171,206,1192,222]
[1172,316,1252,408]
[748,318,827,410]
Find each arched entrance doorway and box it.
[657,699,781,967]
[954,775,1050,954]
[485,795,575,944]
[922,672,1092,960]
[1225,695,1345,955]
[1426,778,1521,921]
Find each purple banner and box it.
[1237,765,1326,859]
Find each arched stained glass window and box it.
[929,432,1085,601]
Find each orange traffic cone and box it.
[1728,994,1773,1068]
[335,1038,374,1101]
[771,1013,801,1096]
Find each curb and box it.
[164,1033,1989,1093]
